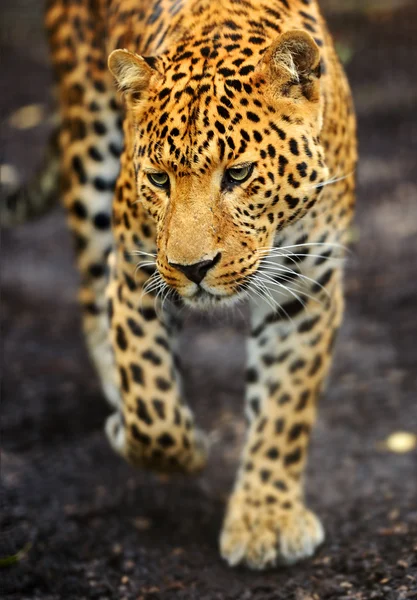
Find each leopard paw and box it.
[220,495,324,570]
[105,411,208,474]
[105,411,126,455]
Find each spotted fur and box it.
[11,0,357,569]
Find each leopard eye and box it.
[147,171,169,189]
[225,164,254,185]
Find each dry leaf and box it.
[1,164,19,187]
[9,104,45,130]
[133,516,152,530]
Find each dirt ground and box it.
[1,1,416,599]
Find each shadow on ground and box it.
[1,1,416,599]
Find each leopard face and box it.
[110,31,328,309]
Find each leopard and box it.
[1,0,357,570]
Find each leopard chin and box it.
[180,286,245,311]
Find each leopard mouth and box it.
[181,284,246,309]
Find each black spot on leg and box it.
[309,354,323,376]
[71,200,87,219]
[72,155,87,184]
[142,349,162,366]
[156,377,171,391]
[67,83,84,106]
[107,299,114,323]
[246,367,258,383]
[119,366,129,393]
[109,142,122,158]
[151,449,163,461]
[93,79,106,93]
[152,399,165,419]
[127,318,144,337]
[289,359,306,373]
[93,176,115,191]
[275,418,284,434]
[93,120,107,135]
[124,272,137,291]
[268,381,281,396]
[89,263,106,278]
[260,469,271,482]
[116,325,128,350]
[250,440,263,454]
[266,495,278,504]
[174,407,182,426]
[298,315,320,333]
[88,146,103,161]
[136,398,153,425]
[141,223,152,238]
[249,397,260,416]
[312,269,333,292]
[296,390,310,411]
[256,417,267,433]
[284,447,302,467]
[288,423,305,442]
[315,250,332,266]
[70,117,87,140]
[266,447,280,460]
[130,363,144,385]
[131,424,151,446]
[139,307,157,321]
[155,336,169,351]
[157,432,175,448]
[83,302,100,315]
[93,212,111,230]
[277,350,292,363]
[274,480,288,492]
[278,393,291,405]
[327,329,338,354]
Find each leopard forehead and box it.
[133,65,323,176]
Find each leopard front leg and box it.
[105,249,208,474]
[221,272,344,569]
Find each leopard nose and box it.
[169,253,221,285]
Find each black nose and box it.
[169,253,221,285]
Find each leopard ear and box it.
[261,30,321,102]
[108,49,160,102]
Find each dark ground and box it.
[1,1,417,599]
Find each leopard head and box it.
[109,30,328,308]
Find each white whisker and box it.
[306,171,354,191]
[262,252,344,262]
[255,272,309,307]
[134,261,156,279]
[259,263,331,298]
[257,272,325,308]
[257,241,348,254]
[130,250,157,258]
[251,276,297,328]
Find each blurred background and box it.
[1,1,416,599]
